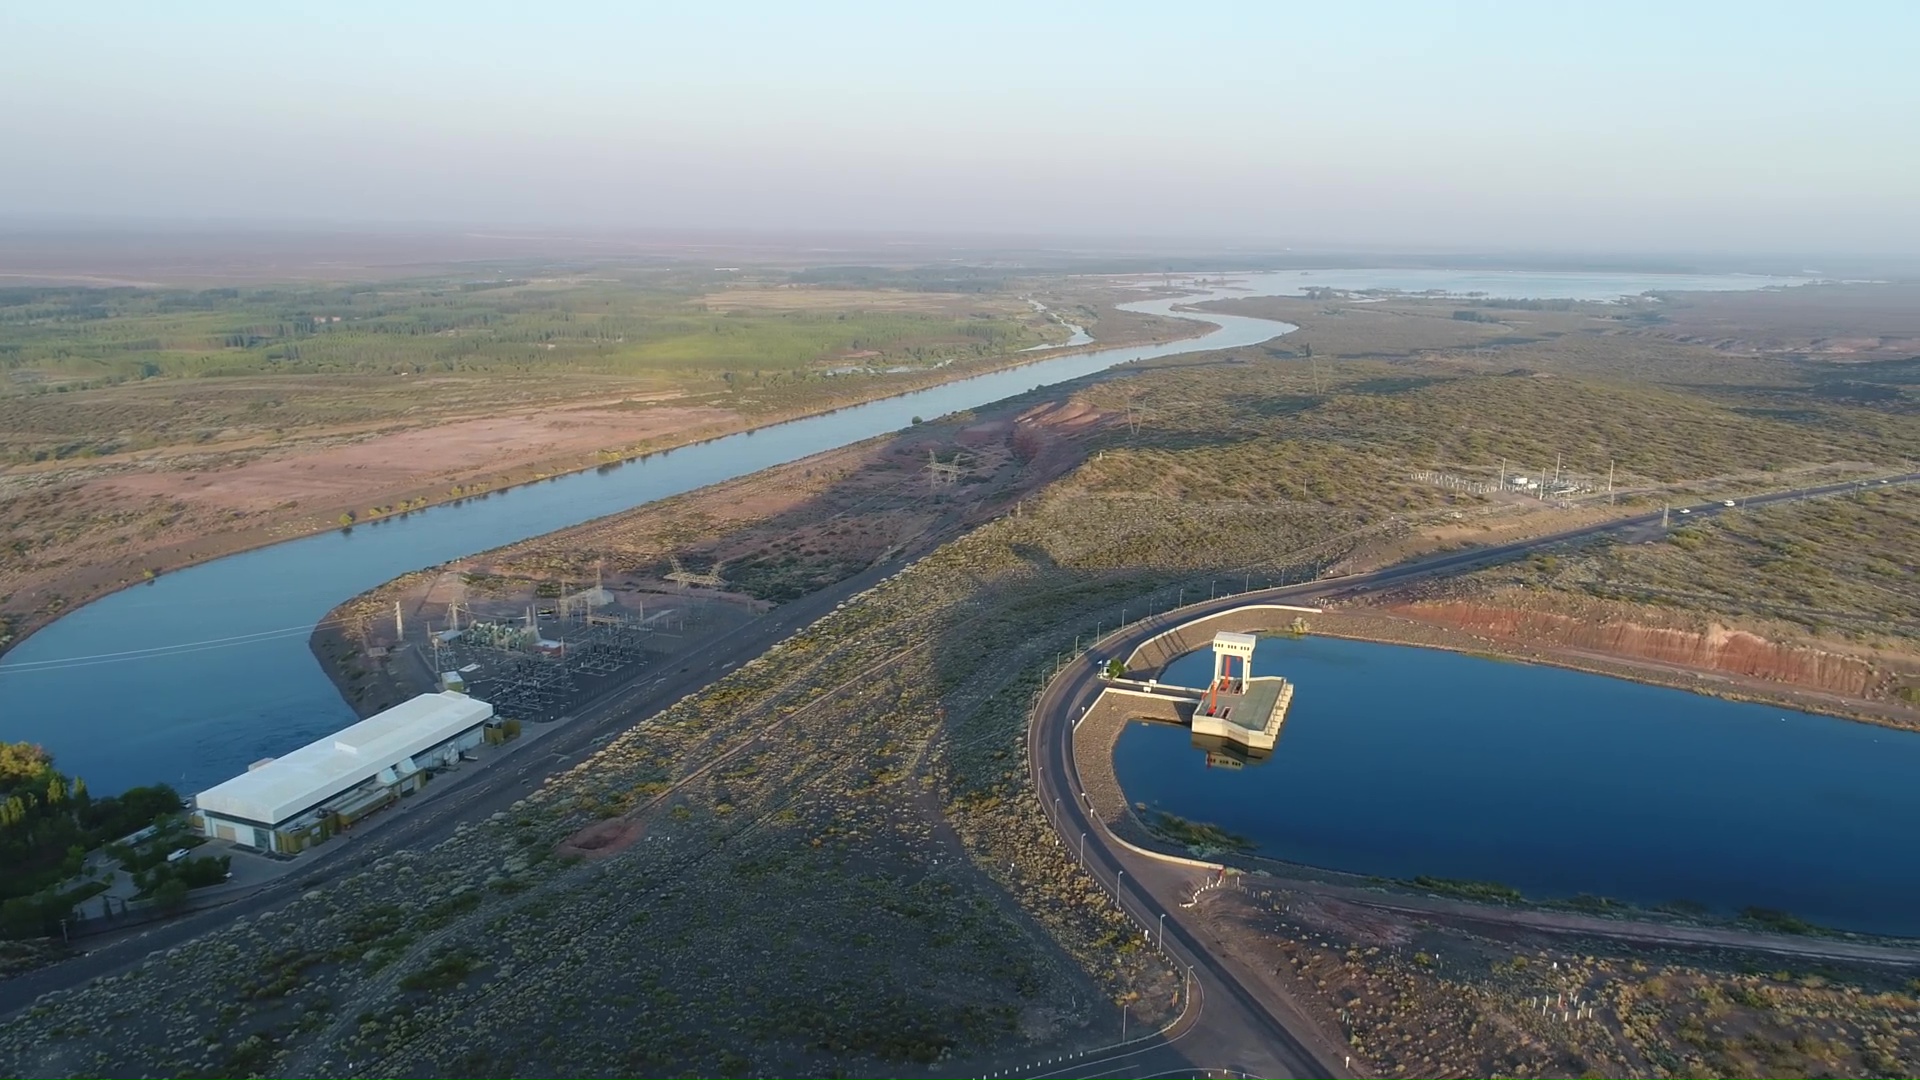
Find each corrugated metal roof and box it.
[195,692,492,827]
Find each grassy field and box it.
[0,269,1190,653]
[0,271,1050,447]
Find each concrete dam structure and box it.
[1099,630,1295,752]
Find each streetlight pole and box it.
[1079,832,1087,864]
[1158,912,1166,949]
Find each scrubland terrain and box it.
[0,270,1187,653]
[6,281,1919,1076]
[1197,286,1920,717]
[1364,487,1920,717]
[1200,881,1920,1079]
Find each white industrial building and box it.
[193,692,493,854]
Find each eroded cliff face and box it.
[1390,600,1899,700]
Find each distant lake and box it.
[1113,635,1920,936]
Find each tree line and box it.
[1,742,182,937]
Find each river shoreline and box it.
[0,317,1204,664]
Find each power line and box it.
[0,619,347,674]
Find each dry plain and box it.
[4,281,1919,1077]
[0,272,1190,654]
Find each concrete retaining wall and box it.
[1123,604,1321,676]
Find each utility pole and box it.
[1499,458,1507,491]
[394,601,403,640]
[1608,459,1615,505]
[1662,502,1670,528]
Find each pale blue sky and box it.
[2,1,1913,252]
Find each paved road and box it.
[1021,471,1920,1079]
[3,471,1913,1054]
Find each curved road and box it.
[1025,472,1920,1079]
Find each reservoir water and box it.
[0,269,1803,795]
[1112,636,1920,936]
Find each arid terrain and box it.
[1193,878,1920,1079]
[5,280,1919,1077]
[0,271,1190,654]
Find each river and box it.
[1113,636,1920,936]
[0,269,1802,794]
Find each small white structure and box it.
[194,692,492,853]
[1207,632,1257,697]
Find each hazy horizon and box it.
[3,1,1915,257]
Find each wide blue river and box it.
[1114,636,1920,935]
[0,269,1802,795]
